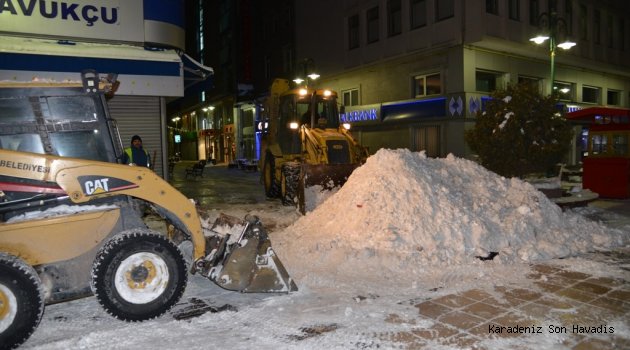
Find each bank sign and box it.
[1,0,145,44]
[340,104,381,124]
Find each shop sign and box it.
[0,0,151,45]
[340,104,381,124]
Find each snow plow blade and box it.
[298,163,360,214]
[202,214,297,293]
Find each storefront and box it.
[0,0,209,179]
[341,97,449,157]
[567,107,630,198]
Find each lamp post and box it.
[529,0,576,94]
[172,116,181,130]
[293,58,320,88]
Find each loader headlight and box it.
[342,123,351,130]
[289,122,299,129]
[323,90,332,97]
[299,88,308,96]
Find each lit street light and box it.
[293,58,319,88]
[529,0,576,94]
[172,116,181,130]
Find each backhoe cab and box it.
[0,71,296,349]
[260,79,368,213]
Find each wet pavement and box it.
[168,161,267,209]
[168,161,630,350]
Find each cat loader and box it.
[260,79,368,214]
[0,71,296,349]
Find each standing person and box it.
[122,135,151,168]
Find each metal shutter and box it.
[107,96,164,178]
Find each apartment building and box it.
[296,0,630,161]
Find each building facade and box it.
[173,0,630,167]
[169,0,296,164]
[0,0,194,178]
[299,0,630,164]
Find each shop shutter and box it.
[107,96,164,177]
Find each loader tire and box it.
[281,162,301,206]
[91,230,187,322]
[263,153,281,198]
[0,253,44,350]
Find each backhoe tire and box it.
[91,229,187,322]
[263,153,281,198]
[0,253,44,350]
[281,162,301,206]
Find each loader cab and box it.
[0,83,119,163]
[277,88,339,154]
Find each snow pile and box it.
[274,149,627,288]
[6,204,119,223]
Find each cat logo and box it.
[84,178,110,195]
[332,144,344,150]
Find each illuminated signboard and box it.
[340,104,381,124]
[174,134,181,143]
[0,0,184,49]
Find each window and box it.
[591,134,607,155]
[620,19,625,51]
[564,0,573,35]
[367,6,379,44]
[529,0,539,26]
[508,0,520,21]
[582,86,601,104]
[607,90,621,106]
[613,134,628,155]
[579,4,587,40]
[387,0,402,37]
[342,89,360,106]
[348,14,359,49]
[607,15,613,48]
[436,0,454,21]
[414,73,441,97]
[594,10,601,44]
[554,81,574,101]
[282,45,293,74]
[486,0,498,15]
[410,0,427,29]
[518,75,541,92]
[475,70,503,92]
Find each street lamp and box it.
[529,0,576,94]
[293,58,319,88]
[172,116,181,129]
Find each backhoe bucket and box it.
[202,214,297,293]
[298,163,359,214]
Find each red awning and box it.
[566,107,630,121]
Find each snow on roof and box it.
[273,149,627,290]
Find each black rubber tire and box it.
[263,153,281,198]
[0,253,44,350]
[281,162,301,206]
[91,230,187,322]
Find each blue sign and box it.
[340,105,381,123]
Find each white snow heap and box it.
[274,148,627,288]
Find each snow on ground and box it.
[273,149,627,292]
[20,149,630,350]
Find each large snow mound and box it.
[274,149,627,288]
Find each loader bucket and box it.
[205,214,297,293]
[298,163,360,214]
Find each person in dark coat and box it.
[121,135,150,168]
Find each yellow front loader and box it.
[260,79,368,214]
[0,72,296,349]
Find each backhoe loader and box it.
[260,79,368,214]
[0,71,296,349]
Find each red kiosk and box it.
[566,107,630,199]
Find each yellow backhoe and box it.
[260,79,368,213]
[0,71,296,349]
